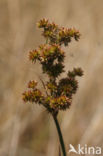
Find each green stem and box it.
[46,38,48,44]
[52,115,66,156]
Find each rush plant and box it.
[22,18,83,156]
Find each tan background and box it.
[0,0,103,155]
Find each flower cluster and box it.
[29,44,64,63]
[68,67,83,77]
[22,81,71,115]
[29,44,65,78]
[58,68,83,98]
[22,19,83,116]
[45,96,71,111]
[22,89,44,104]
[28,80,37,89]
[37,18,80,46]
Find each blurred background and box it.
[0,0,103,155]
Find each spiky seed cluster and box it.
[37,18,80,46]
[22,18,83,116]
[29,44,65,78]
[22,89,44,104]
[28,80,37,89]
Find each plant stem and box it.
[52,115,66,156]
